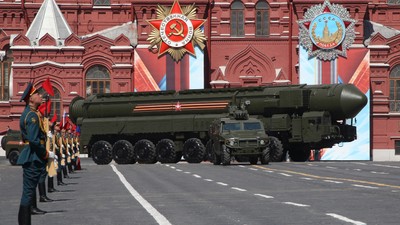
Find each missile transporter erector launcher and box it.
[69,83,367,164]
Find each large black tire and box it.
[8,150,19,166]
[268,136,284,162]
[183,138,205,163]
[156,139,177,163]
[112,140,135,164]
[289,144,311,162]
[221,145,231,166]
[260,148,270,165]
[249,156,258,165]
[134,139,157,164]
[91,140,113,165]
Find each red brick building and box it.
[1,0,400,161]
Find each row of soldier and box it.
[32,121,81,213]
[17,82,81,225]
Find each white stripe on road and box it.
[254,194,274,199]
[231,187,247,192]
[323,180,343,184]
[217,182,228,186]
[279,173,292,177]
[352,184,379,189]
[326,213,366,225]
[193,174,202,178]
[283,202,309,207]
[111,164,172,225]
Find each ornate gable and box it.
[12,34,31,46]
[39,33,56,46]
[224,45,275,87]
[369,32,387,46]
[65,34,82,46]
[114,34,131,46]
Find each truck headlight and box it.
[259,140,265,145]
[226,138,238,146]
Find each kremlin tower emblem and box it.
[147,0,207,62]
[298,0,356,61]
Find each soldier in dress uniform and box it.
[47,121,60,192]
[17,83,55,225]
[61,126,70,179]
[54,122,67,186]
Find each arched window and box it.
[86,65,110,97]
[0,48,12,101]
[390,65,400,111]
[255,1,270,37]
[231,0,244,37]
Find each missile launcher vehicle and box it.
[1,129,23,165]
[69,83,367,164]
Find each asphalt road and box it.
[1,157,399,225]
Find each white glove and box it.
[47,131,53,138]
[48,151,55,159]
[67,144,71,148]
[62,154,65,158]
[54,155,58,160]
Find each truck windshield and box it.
[243,122,262,130]
[223,122,241,131]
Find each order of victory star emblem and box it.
[147,0,207,62]
[298,0,356,61]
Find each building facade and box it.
[1,0,400,161]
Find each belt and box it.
[25,140,45,145]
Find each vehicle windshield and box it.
[222,122,241,131]
[243,122,262,130]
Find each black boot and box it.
[68,163,74,173]
[63,166,70,179]
[38,182,53,202]
[57,171,67,186]
[31,192,46,215]
[18,205,31,225]
[47,177,59,192]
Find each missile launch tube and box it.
[69,83,367,124]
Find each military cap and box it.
[19,83,37,102]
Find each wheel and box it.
[112,140,135,164]
[134,139,157,164]
[289,144,311,162]
[8,150,19,166]
[249,156,258,165]
[260,148,270,165]
[156,139,177,163]
[221,145,231,165]
[183,138,205,163]
[91,140,113,165]
[268,136,284,162]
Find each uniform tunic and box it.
[17,105,47,206]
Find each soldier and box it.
[61,126,70,179]
[17,83,55,225]
[47,121,60,192]
[54,122,67,186]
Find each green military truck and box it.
[207,104,283,165]
[1,129,23,165]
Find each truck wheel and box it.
[92,140,113,165]
[134,139,157,164]
[183,138,205,163]
[112,140,135,164]
[8,150,19,166]
[260,148,270,165]
[249,156,258,165]
[221,145,231,165]
[156,139,177,163]
[269,136,284,162]
[289,144,310,162]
